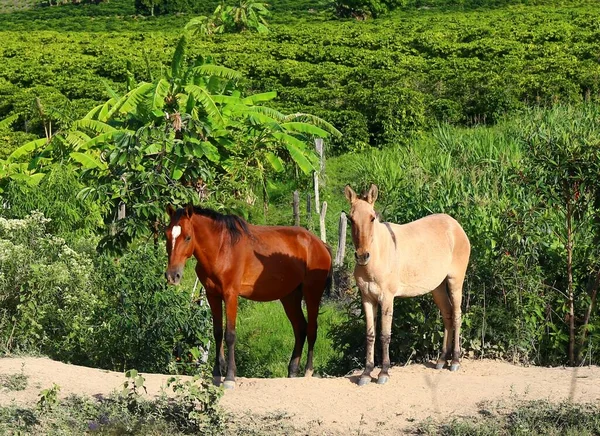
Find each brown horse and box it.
[345,184,470,386]
[165,205,333,389]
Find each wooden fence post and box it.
[319,201,327,243]
[334,212,347,267]
[293,190,300,226]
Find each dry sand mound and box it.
[1,357,599,434]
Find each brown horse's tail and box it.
[325,243,334,298]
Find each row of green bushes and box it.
[2,2,600,155]
[0,169,212,373]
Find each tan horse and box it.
[344,184,470,386]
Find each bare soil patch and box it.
[1,357,599,435]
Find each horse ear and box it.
[166,204,176,218]
[344,185,357,203]
[185,204,194,218]
[366,184,378,204]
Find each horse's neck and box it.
[371,221,396,267]
[191,214,225,271]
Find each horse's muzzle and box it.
[165,268,183,285]
[354,251,370,266]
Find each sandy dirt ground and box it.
[1,356,599,435]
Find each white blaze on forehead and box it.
[171,225,181,250]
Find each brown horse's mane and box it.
[173,206,250,245]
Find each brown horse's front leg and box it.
[358,295,377,386]
[377,296,394,385]
[223,293,238,389]
[206,292,226,382]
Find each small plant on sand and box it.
[0,363,28,391]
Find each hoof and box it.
[357,376,371,386]
[449,363,460,372]
[304,370,314,378]
[376,375,389,385]
[435,362,446,370]
[223,380,236,390]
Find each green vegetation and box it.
[235,300,347,377]
[322,105,600,371]
[0,0,599,425]
[418,401,600,436]
[1,370,223,435]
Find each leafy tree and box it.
[10,34,339,251]
[516,104,600,365]
[186,1,271,36]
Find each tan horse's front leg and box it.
[358,293,377,386]
[377,295,394,384]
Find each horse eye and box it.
[185,236,191,242]
[370,216,375,222]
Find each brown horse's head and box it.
[345,184,378,266]
[165,204,195,285]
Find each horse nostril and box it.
[365,253,370,261]
[354,251,359,259]
[175,272,181,280]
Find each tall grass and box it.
[234,300,347,378]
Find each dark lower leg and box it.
[281,289,306,377]
[206,293,225,378]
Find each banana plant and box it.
[26,34,340,250]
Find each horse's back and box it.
[391,213,470,296]
[237,224,331,301]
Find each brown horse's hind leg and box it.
[432,281,453,370]
[447,274,465,372]
[304,280,327,378]
[281,286,307,377]
[206,292,226,383]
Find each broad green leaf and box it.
[172,168,184,180]
[200,141,220,162]
[64,131,92,150]
[171,35,187,79]
[26,172,45,186]
[284,113,341,137]
[108,82,153,118]
[265,152,284,172]
[185,85,225,127]
[0,114,18,130]
[281,122,330,138]
[283,141,314,174]
[242,91,277,105]
[192,64,242,81]
[150,79,170,111]
[72,119,116,134]
[8,138,47,161]
[69,152,107,170]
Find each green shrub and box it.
[0,212,98,360]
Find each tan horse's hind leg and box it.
[432,281,453,370]
[377,293,394,384]
[281,286,307,378]
[447,274,465,372]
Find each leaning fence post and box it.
[319,201,327,243]
[293,190,300,226]
[334,212,347,267]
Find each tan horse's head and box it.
[165,204,196,285]
[345,184,378,266]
